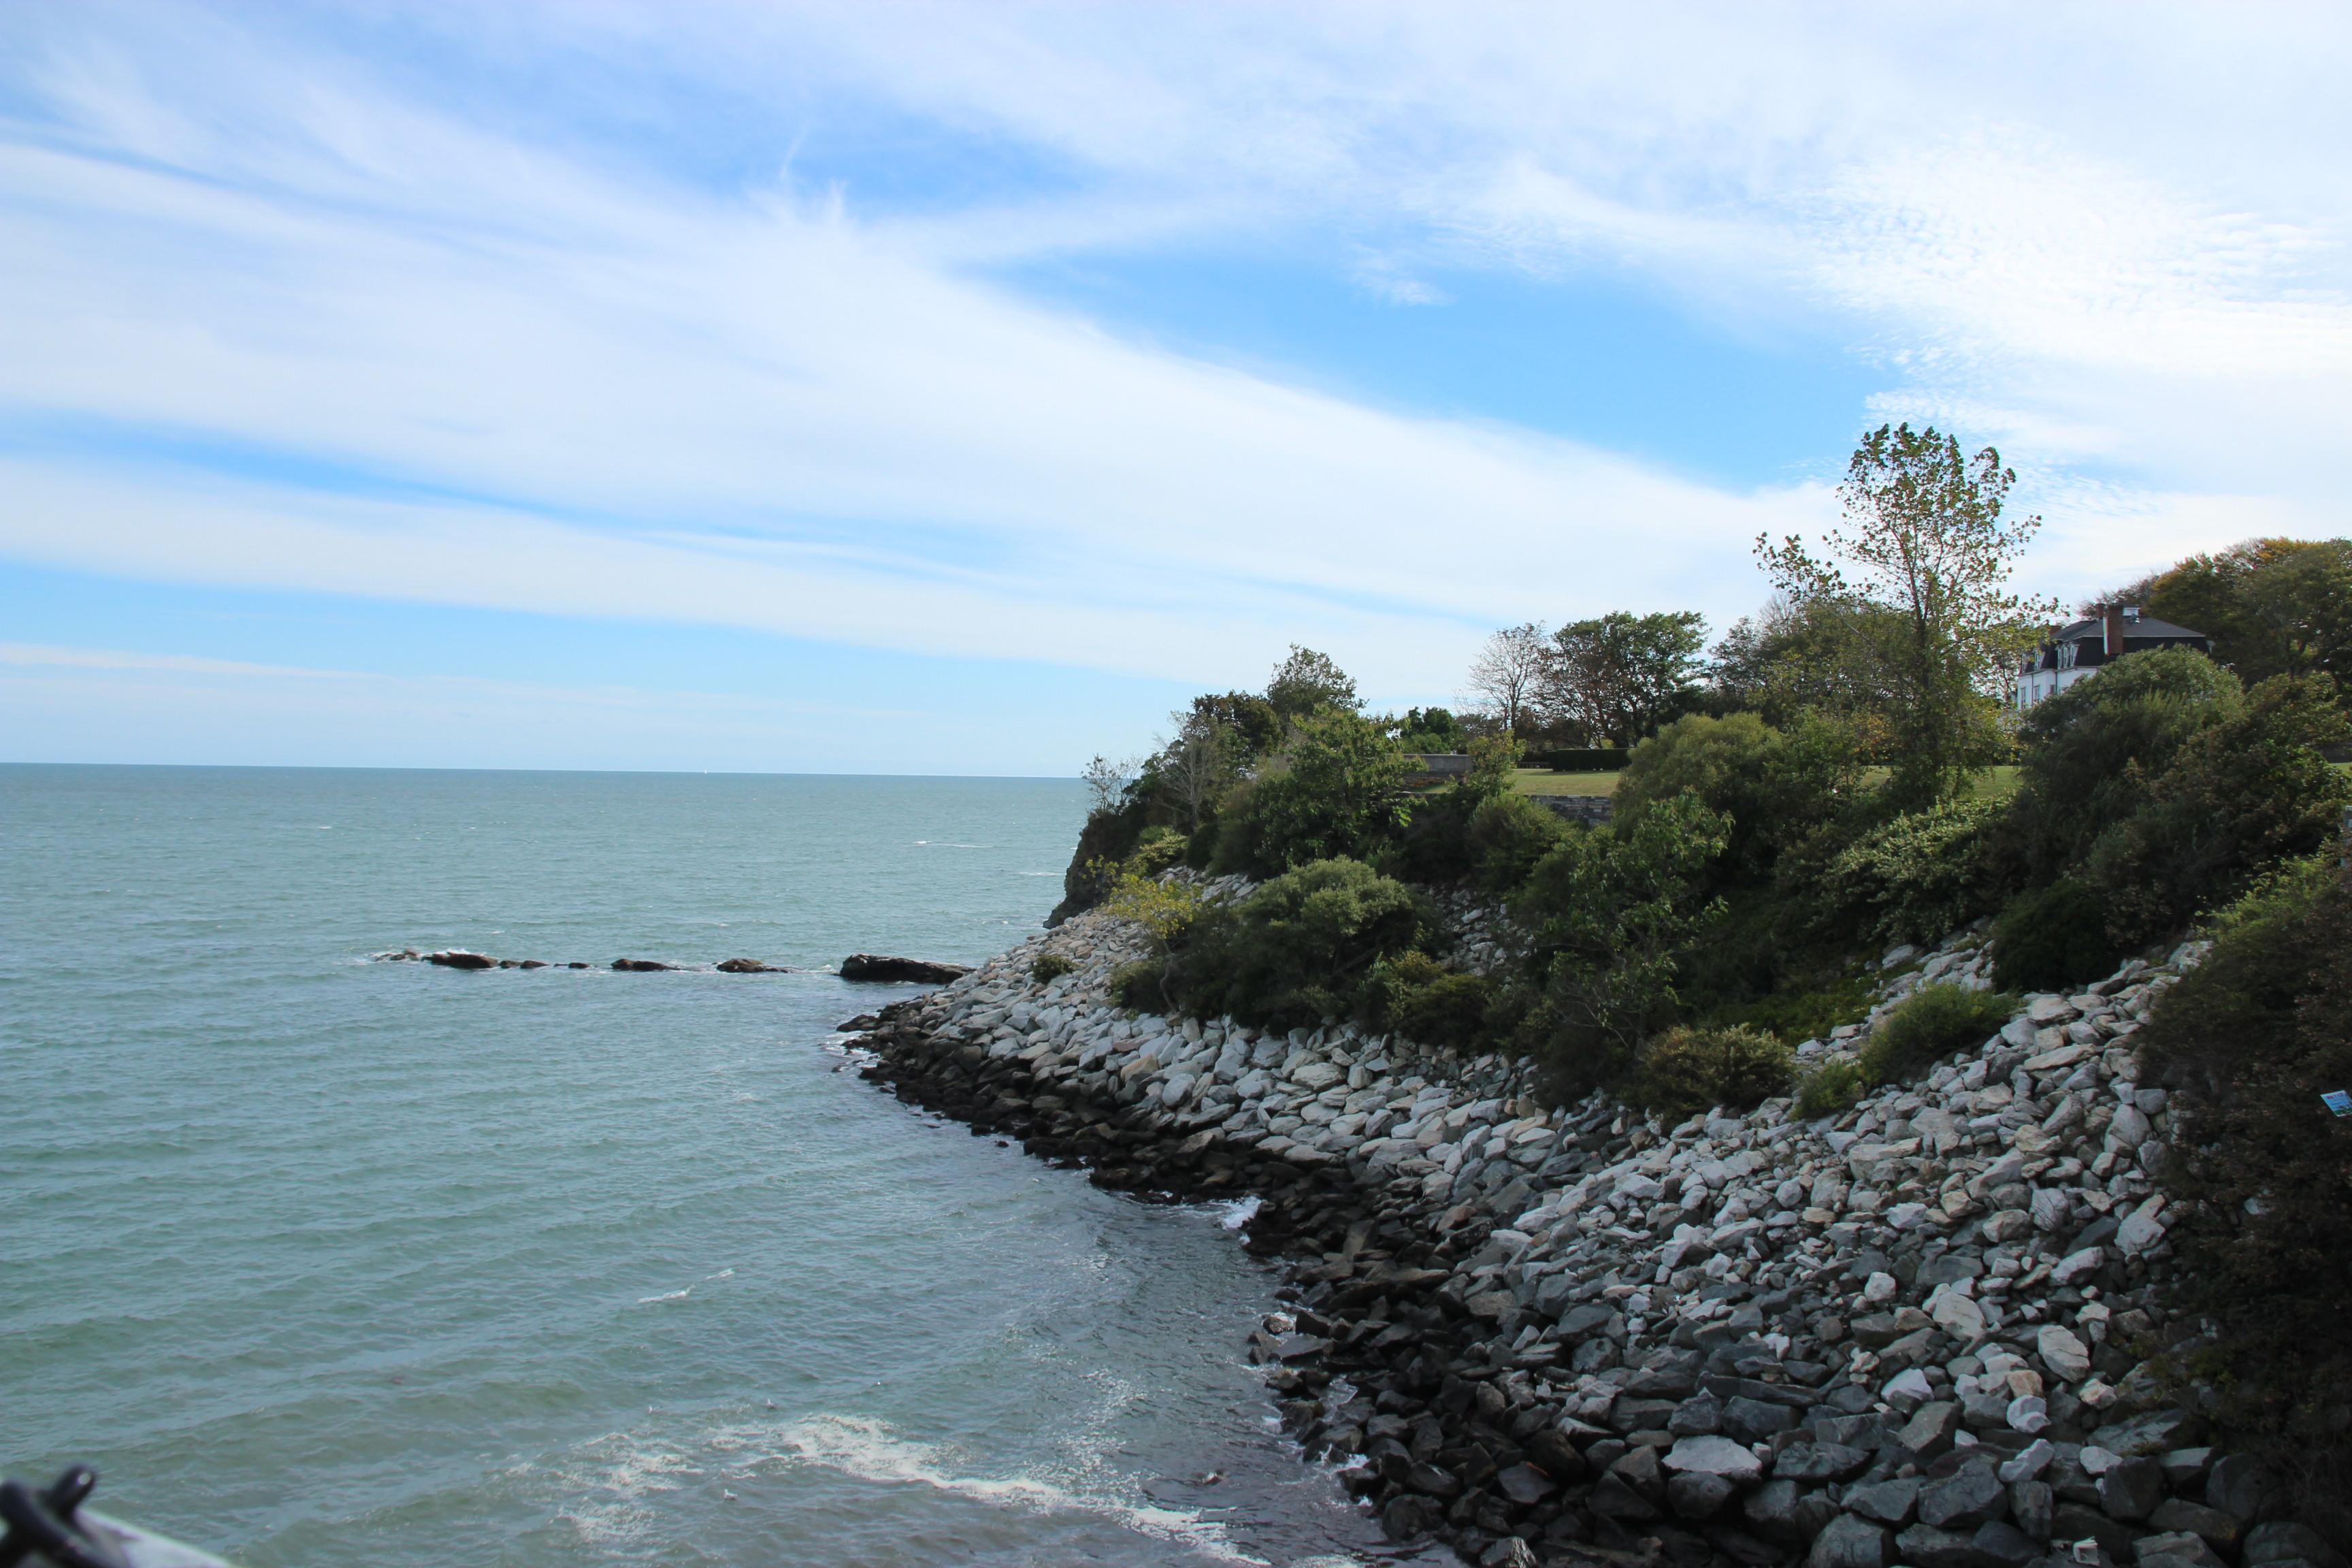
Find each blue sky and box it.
[3,3,2349,774]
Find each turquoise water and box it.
[0,766,1376,1566]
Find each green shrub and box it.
[1794,1058,1867,1121]
[1514,791,1729,1092]
[1991,877,2123,993]
[1626,1025,1793,1117]
[2005,646,2241,881]
[1858,983,2017,1084]
[1163,857,1426,1028]
[1618,711,1862,890]
[1365,951,1494,1049]
[1030,951,1076,985]
[2086,671,2352,943]
[1466,790,1570,892]
[2138,860,2352,1525]
[1110,959,1167,1011]
[1704,970,1878,1046]
[1814,796,2008,947]
[1213,710,1412,876]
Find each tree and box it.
[1081,753,1138,814]
[1539,611,1709,745]
[2116,537,2352,690]
[1464,622,1548,734]
[1157,708,1236,832]
[1188,690,1284,764]
[1759,424,2059,806]
[1266,645,1359,720]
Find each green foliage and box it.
[1048,800,1150,925]
[1394,706,1471,753]
[1858,983,2017,1085]
[1703,970,1878,1047]
[1815,796,2008,947]
[1188,690,1283,765]
[2138,862,2352,1514]
[1794,1059,1867,1121]
[1218,708,1412,875]
[1618,710,1862,887]
[1513,791,1730,1091]
[1265,644,1360,719]
[1991,877,2124,993]
[1030,951,1076,985]
[1111,958,1167,1012]
[1626,1024,1793,1117]
[1100,861,1207,951]
[1759,423,2059,806]
[2128,536,2352,690]
[1164,858,1426,1030]
[2006,647,2242,881]
[2085,672,2352,943]
[1364,950,1494,1050]
[1544,610,1710,745]
[1467,790,1570,893]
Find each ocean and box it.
[0,766,1383,1566]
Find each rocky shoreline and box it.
[850,895,2333,1568]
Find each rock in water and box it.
[611,958,673,972]
[715,958,785,973]
[425,950,495,969]
[839,954,975,984]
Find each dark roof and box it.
[2053,615,2208,642]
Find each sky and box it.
[2,3,2349,775]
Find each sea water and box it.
[0,766,1384,1566]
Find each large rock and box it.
[425,949,495,968]
[612,958,674,971]
[2097,1455,2163,1522]
[1918,1461,2008,1531]
[1808,1514,1891,1568]
[2036,1324,2092,1382]
[1895,1401,1961,1458]
[839,953,976,984]
[1663,1435,1763,1486]
[1666,1471,1740,1522]
[716,957,785,973]
[1844,1476,1921,1526]
[2245,1522,2347,1568]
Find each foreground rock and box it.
[850,898,2296,1568]
[840,953,975,984]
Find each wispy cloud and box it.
[1,1,2346,761]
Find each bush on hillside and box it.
[1858,983,2017,1085]
[1794,1058,1867,1121]
[2140,859,2352,1533]
[2087,672,2352,943]
[1363,950,1494,1050]
[1212,710,1413,877]
[2003,646,2242,882]
[1513,791,1729,1093]
[1812,796,2008,948]
[1030,951,1076,984]
[1626,1025,1793,1117]
[1991,877,2124,993]
[1616,711,1861,888]
[1163,857,1426,1029]
[1466,791,1571,893]
[1703,970,1878,1048]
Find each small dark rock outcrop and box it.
[840,954,973,984]
[716,958,786,973]
[425,950,495,970]
[611,958,674,972]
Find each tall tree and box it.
[1759,424,2057,806]
[1157,708,1236,832]
[1540,610,1708,745]
[1265,645,1359,721]
[1463,622,1549,734]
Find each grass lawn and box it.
[1512,768,1620,796]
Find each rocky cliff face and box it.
[849,902,2303,1568]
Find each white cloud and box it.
[1,0,2346,747]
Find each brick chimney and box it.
[2104,606,2127,658]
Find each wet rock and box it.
[715,958,785,973]
[1494,1463,1555,1505]
[425,949,495,968]
[1773,1443,1871,1484]
[1667,1472,1740,1521]
[611,958,672,971]
[839,953,975,983]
